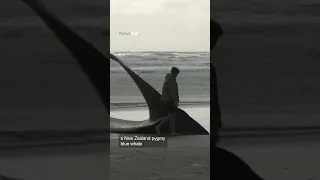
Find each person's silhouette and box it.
[156,67,181,136]
[211,19,223,144]
[211,19,264,180]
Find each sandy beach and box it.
[110,135,210,180]
[0,105,210,180]
[3,105,319,180]
[219,134,320,180]
[0,144,109,180]
[110,104,210,132]
[0,135,209,180]
[1,131,320,180]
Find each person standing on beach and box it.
[155,67,180,136]
[211,19,223,145]
[211,19,264,180]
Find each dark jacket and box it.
[161,73,179,102]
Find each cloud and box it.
[111,0,165,15]
[110,0,210,51]
[111,0,208,15]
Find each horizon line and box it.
[110,50,210,52]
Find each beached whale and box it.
[19,0,209,135]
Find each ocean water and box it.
[110,51,210,105]
[110,51,209,73]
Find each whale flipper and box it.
[20,0,165,120]
[215,147,264,180]
[20,0,110,111]
[109,55,166,120]
[20,0,209,135]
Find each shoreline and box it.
[110,101,210,110]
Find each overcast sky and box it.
[110,0,210,52]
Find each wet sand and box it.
[219,134,320,180]
[1,133,320,180]
[0,144,109,180]
[110,104,210,133]
[0,135,209,180]
[110,135,210,180]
